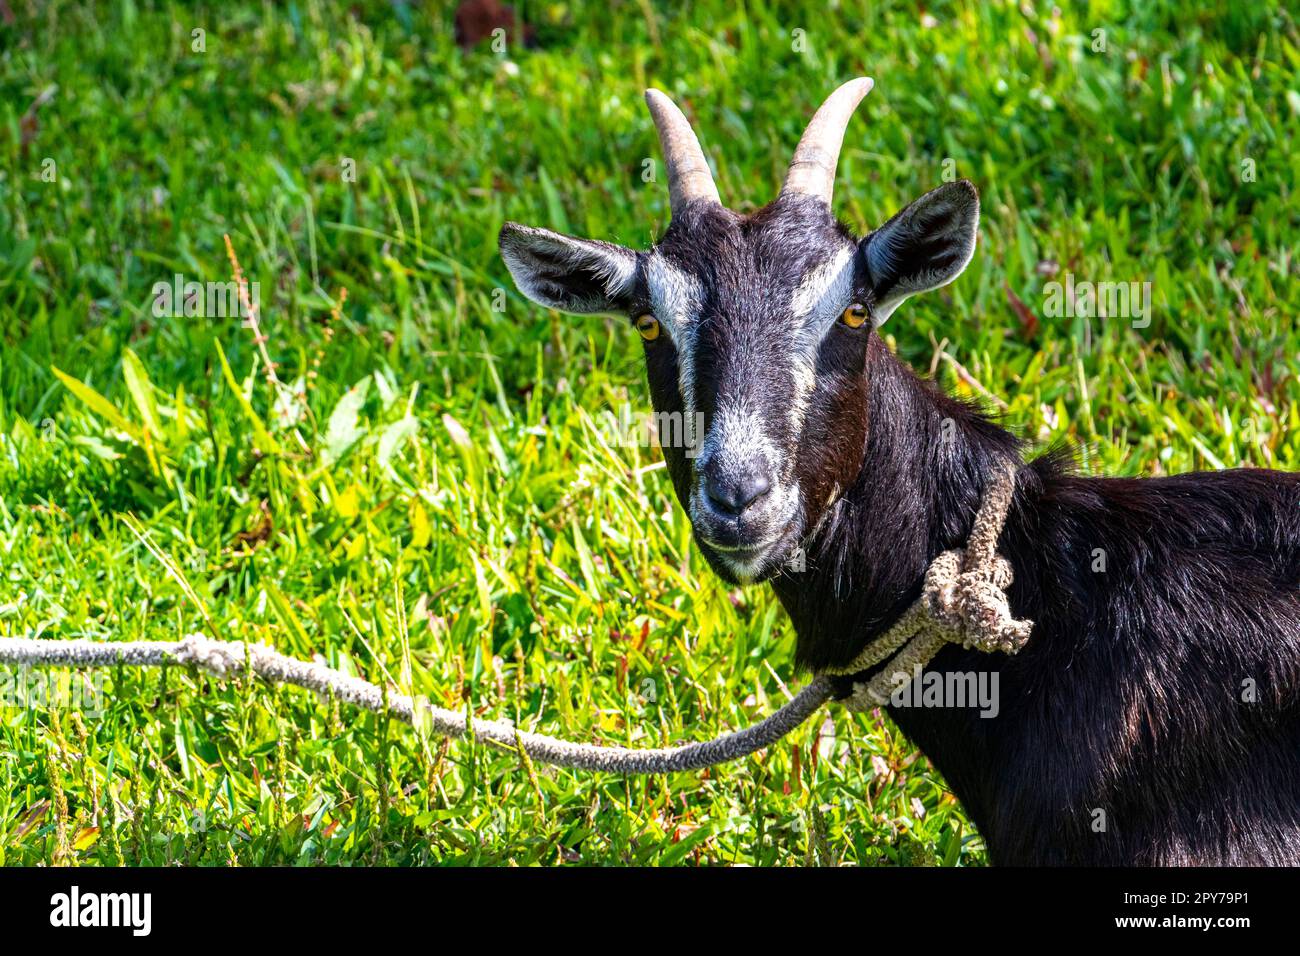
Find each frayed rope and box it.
[0,634,833,774]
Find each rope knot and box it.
[822,462,1033,713]
[923,549,1031,655]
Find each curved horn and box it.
[645,88,721,211]
[780,77,874,204]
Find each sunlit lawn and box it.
[0,0,1296,864]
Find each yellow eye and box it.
[840,303,869,328]
[635,313,660,341]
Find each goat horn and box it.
[781,76,874,204]
[645,88,721,211]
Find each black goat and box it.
[500,79,1300,864]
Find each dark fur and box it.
[784,338,1300,864]
[501,186,1300,866]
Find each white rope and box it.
[0,635,833,774]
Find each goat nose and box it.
[704,469,772,516]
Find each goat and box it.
[499,79,1300,865]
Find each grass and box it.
[0,0,1297,866]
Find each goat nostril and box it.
[705,471,772,515]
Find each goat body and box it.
[789,338,1300,865]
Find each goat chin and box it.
[695,523,804,586]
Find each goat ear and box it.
[859,180,979,326]
[499,222,638,315]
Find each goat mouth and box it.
[705,535,782,555]
[696,521,802,584]
[697,518,792,554]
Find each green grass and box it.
[0,0,1297,865]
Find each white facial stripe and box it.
[787,356,817,440]
[645,253,705,441]
[645,253,702,344]
[787,244,856,437]
[791,245,856,328]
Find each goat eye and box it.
[840,304,869,328]
[635,313,660,341]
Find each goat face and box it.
[500,79,980,583]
